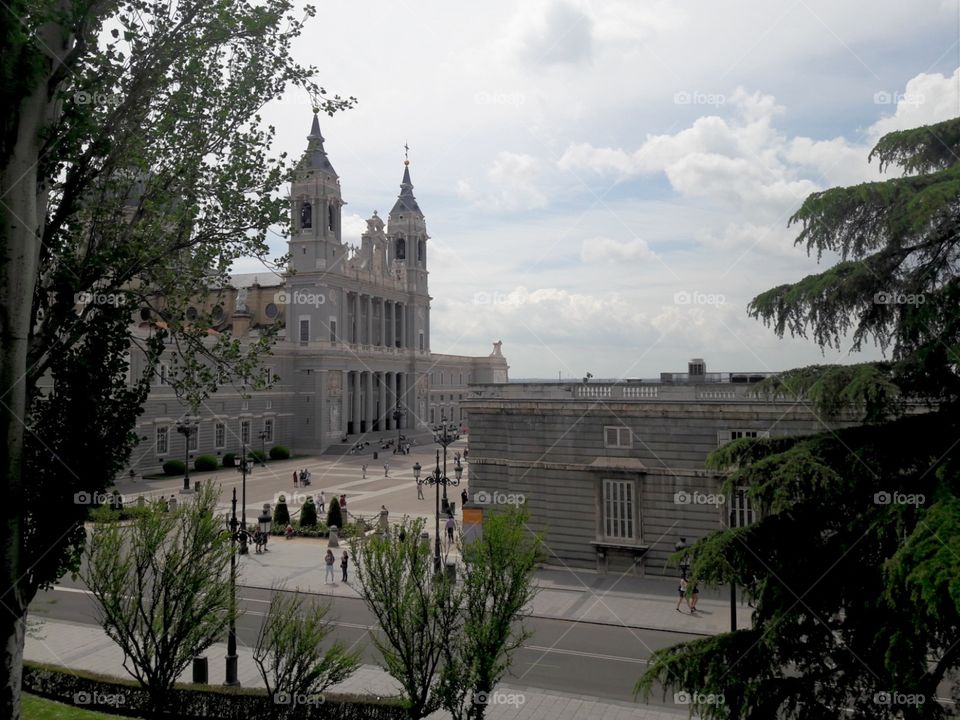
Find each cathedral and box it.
[127,115,508,473]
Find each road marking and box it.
[524,645,648,665]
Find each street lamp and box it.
[256,431,268,466]
[432,413,459,514]
[256,505,272,553]
[236,445,254,555]
[392,400,405,448]
[413,452,463,573]
[224,486,249,687]
[175,418,198,494]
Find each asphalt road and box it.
[30,578,692,710]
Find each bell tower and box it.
[289,113,346,274]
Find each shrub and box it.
[327,497,343,529]
[222,453,236,468]
[249,449,267,463]
[299,497,318,527]
[162,460,185,476]
[194,455,218,472]
[269,445,291,460]
[274,497,290,527]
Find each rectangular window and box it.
[215,422,226,449]
[731,487,755,528]
[430,407,435,424]
[157,364,168,386]
[419,332,424,351]
[603,479,635,540]
[156,426,169,455]
[240,419,251,445]
[263,418,274,443]
[329,319,337,343]
[266,400,273,410]
[299,318,310,344]
[718,429,770,447]
[242,400,249,411]
[604,426,633,448]
[188,427,199,452]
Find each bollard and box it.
[445,559,457,584]
[328,526,340,548]
[192,656,208,684]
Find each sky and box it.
[235,0,960,380]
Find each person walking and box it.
[688,580,700,613]
[340,551,349,582]
[445,516,455,547]
[416,480,424,500]
[383,462,390,477]
[340,493,347,510]
[362,464,367,479]
[461,488,468,507]
[324,550,335,584]
[292,470,299,488]
[318,490,325,513]
[676,576,688,612]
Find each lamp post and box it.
[236,445,253,555]
[175,419,198,494]
[256,430,268,466]
[432,413,459,515]
[413,452,463,573]
[391,400,405,448]
[224,486,248,687]
[256,505,272,553]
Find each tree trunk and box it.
[0,20,62,718]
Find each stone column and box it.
[351,371,361,435]
[366,295,373,347]
[378,372,387,431]
[398,372,407,429]
[351,293,359,345]
[379,299,386,347]
[385,372,395,430]
[398,303,406,349]
[364,371,374,433]
[387,300,394,348]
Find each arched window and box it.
[300,201,312,229]
[396,237,406,260]
[418,239,424,263]
[328,203,335,231]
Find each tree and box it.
[253,585,360,715]
[637,117,960,719]
[83,483,235,711]
[327,496,343,529]
[439,507,541,720]
[299,497,318,528]
[351,517,460,720]
[1,2,353,716]
[274,496,291,527]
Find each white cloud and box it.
[340,213,367,246]
[507,0,594,66]
[458,151,548,211]
[580,236,657,263]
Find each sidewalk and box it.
[24,619,684,719]
[237,539,751,636]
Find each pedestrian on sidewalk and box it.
[676,576,688,612]
[461,488,468,507]
[305,468,312,485]
[293,470,299,488]
[445,516,455,547]
[362,464,367,479]
[417,480,424,500]
[340,493,347,510]
[324,550,335,584]
[689,581,700,613]
[340,551,349,582]
[318,490,325,513]
[384,462,390,477]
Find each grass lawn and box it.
[23,693,138,719]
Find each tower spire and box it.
[390,143,421,217]
[300,112,336,175]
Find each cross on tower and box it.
[404,141,409,164]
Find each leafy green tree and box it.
[327,496,343,529]
[351,517,461,720]
[253,585,360,716]
[83,483,235,712]
[439,507,541,720]
[0,2,352,716]
[637,117,960,719]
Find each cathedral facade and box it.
[126,116,507,474]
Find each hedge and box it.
[162,460,185,476]
[221,453,236,468]
[194,455,218,472]
[249,449,267,463]
[23,661,406,719]
[269,445,291,460]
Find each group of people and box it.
[293,468,312,487]
[324,549,349,583]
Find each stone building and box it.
[127,115,507,474]
[462,359,856,576]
